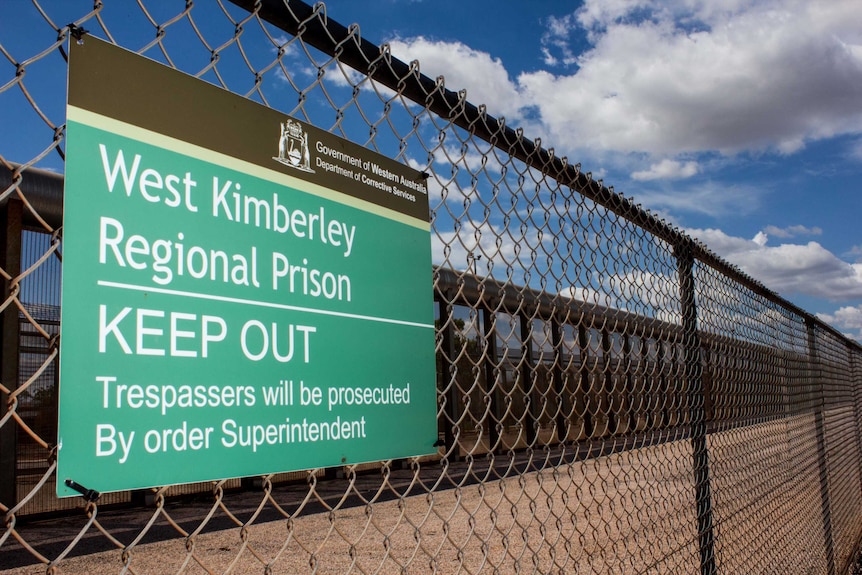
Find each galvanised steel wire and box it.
[1,1,861,574]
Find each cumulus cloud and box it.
[321,64,366,89]
[541,13,580,67]
[817,306,862,328]
[387,37,526,121]
[560,269,682,323]
[560,285,618,308]
[374,4,862,341]
[847,245,862,262]
[688,227,862,301]
[817,306,862,340]
[631,159,699,181]
[762,224,823,239]
[270,37,316,83]
[386,1,862,160]
[525,0,862,155]
[633,181,762,218]
[431,219,554,283]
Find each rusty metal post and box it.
[520,315,537,446]
[482,307,501,452]
[551,318,567,443]
[437,295,459,459]
[578,323,592,437]
[0,199,22,508]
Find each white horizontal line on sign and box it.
[97,280,434,329]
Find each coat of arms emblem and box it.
[273,119,314,172]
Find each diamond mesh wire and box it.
[1,1,862,574]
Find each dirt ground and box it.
[3,418,849,575]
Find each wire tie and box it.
[64,479,100,502]
[68,24,89,45]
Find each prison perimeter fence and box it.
[2,1,862,574]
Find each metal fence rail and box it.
[2,1,862,574]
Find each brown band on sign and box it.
[68,37,429,223]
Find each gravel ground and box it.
[4,440,700,575]
[2,418,849,575]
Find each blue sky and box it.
[318,0,862,338]
[3,0,862,338]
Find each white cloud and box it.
[559,285,618,308]
[633,182,762,218]
[541,13,580,67]
[762,224,823,239]
[817,306,862,341]
[518,0,862,156]
[322,64,366,89]
[387,37,526,121]
[269,38,316,83]
[847,245,862,262]
[818,306,862,329]
[560,268,682,323]
[381,1,862,160]
[429,144,502,176]
[631,159,699,181]
[576,0,654,30]
[432,219,552,281]
[688,227,862,301]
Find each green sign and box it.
[56,38,436,496]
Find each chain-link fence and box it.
[2,1,862,573]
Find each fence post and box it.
[482,308,501,452]
[655,338,673,429]
[551,318,567,443]
[674,240,716,575]
[806,320,837,575]
[577,323,592,437]
[601,328,614,436]
[437,295,459,460]
[520,315,537,446]
[851,348,862,502]
[0,198,22,508]
[623,333,636,433]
